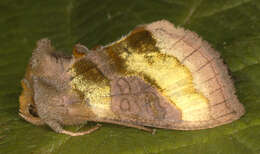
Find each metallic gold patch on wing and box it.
[104,29,210,121]
[69,58,112,118]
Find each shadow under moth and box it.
[19,20,245,136]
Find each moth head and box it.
[19,78,42,125]
[19,38,75,124]
[19,39,92,122]
[29,38,74,83]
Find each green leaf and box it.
[0,0,259,153]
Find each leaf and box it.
[0,0,260,153]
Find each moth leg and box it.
[45,119,102,136]
[117,123,156,134]
[100,120,156,134]
[61,124,102,136]
[19,113,44,125]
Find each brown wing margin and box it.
[110,76,182,127]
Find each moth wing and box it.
[96,20,245,130]
[144,20,245,129]
[110,76,182,126]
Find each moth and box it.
[19,20,245,136]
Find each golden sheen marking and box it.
[105,28,210,121]
[69,58,112,118]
